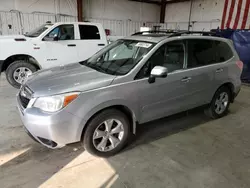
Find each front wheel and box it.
[6,60,37,88]
[205,86,231,119]
[83,109,130,157]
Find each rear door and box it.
[211,40,235,89]
[183,39,219,107]
[75,24,108,61]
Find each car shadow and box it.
[0,107,213,188]
[0,143,85,188]
[125,107,211,151]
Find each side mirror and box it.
[43,36,58,41]
[148,66,168,83]
[53,36,59,41]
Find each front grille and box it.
[19,86,33,109]
[19,94,30,108]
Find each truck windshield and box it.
[81,39,155,75]
[24,24,53,37]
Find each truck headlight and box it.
[33,92,80,112]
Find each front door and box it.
[41,24,79,69]
[136,40,190,123]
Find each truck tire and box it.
[6,60,37,89]
[83,109,130,158]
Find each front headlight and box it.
[33,92,80,112]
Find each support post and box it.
[160,0,166,23]
[77,0,83,22]
[188,0,193,31]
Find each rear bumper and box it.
[232,88,241,102]
[231,81,241,102]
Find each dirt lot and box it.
[1,74,250,188]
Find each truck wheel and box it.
[6,60,37,88]
[204,86,231,119]
[83,109,130,158]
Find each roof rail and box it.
[132,30,186,36]
[168,31,221,38]
[131,30,222,38]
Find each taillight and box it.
[105,29,110,36]
[236,60,243,71]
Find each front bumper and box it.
[17,94,84,149]
[0,60,4,73]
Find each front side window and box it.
[79,25,100,40]
[45,24,75,40]
[80,40,155,75]
[136,41,185,79]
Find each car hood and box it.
[25,63,116,97]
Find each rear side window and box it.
[79,25,100,40]
[187,39,233,68]
[187,39,216,68]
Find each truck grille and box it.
[19,86,33,109]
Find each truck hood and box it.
[25,63,116,97]
[0,35,27,40]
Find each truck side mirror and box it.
[43,36,59,41]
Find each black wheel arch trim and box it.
[0,60,4,74]
[1,54,41,73]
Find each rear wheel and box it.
[83,109,130,157]
[6,60,37,88]
[205,86,231,119]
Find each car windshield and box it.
[24,24,53,37]
[80,40,155,75]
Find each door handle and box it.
[216,68,224,73]
[98,43,105,46]
[181,77,192,83]
[67,44,76,47]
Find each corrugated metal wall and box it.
[164,0,222,31]
[86,17,168,36]
[0,11,214,37]
[0,11,77,35]
[0,11,168,36]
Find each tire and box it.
[83,109,130,158]
[6,60,37,89]
[204,86,232,119]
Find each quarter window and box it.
[214,40,234,62]
[79,25,100,40]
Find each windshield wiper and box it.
[24,34,37,37]
[111,59,132,75]
[86,63,107,74]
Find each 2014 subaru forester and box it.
[17,31,242,157]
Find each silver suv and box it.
[17,31,242,157]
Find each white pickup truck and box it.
[0,22,108,88]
